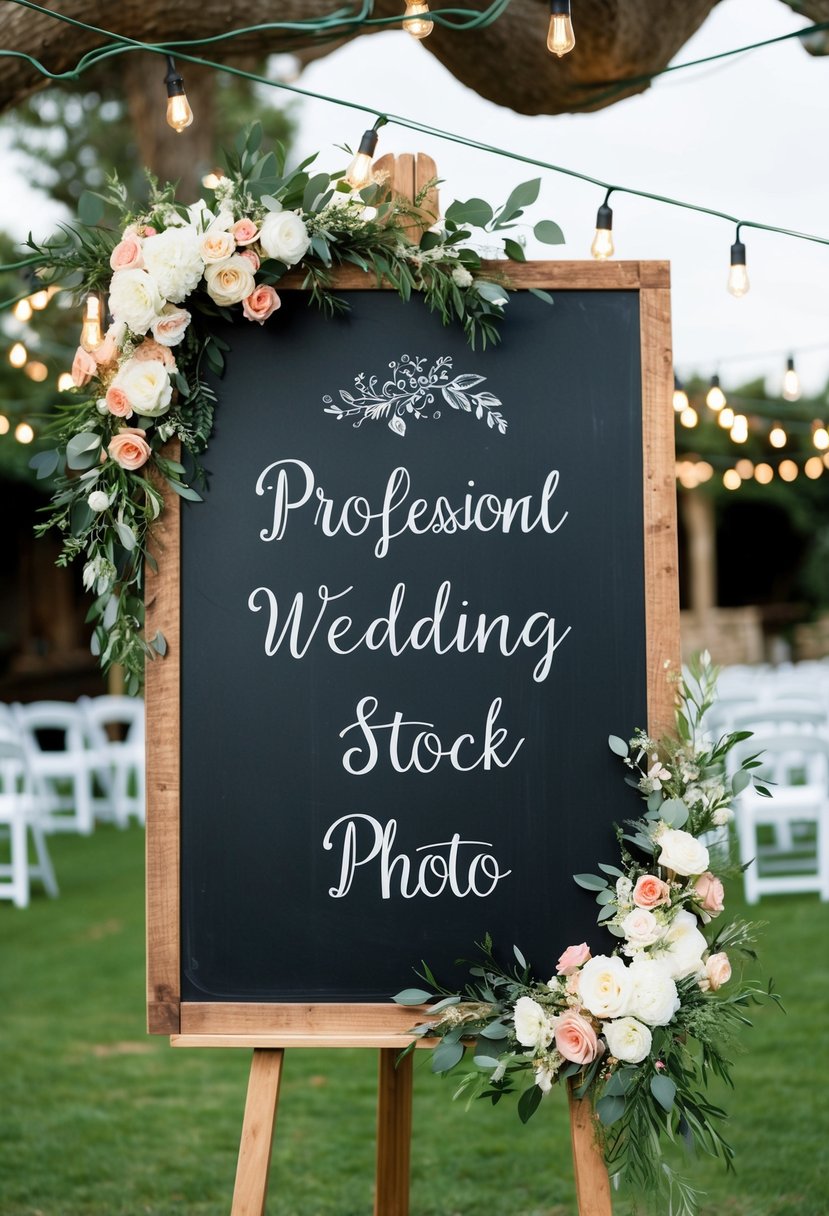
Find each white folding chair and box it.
[10,701,107,835]
[78,696,145,826]
[732,732,829,904]
[0,722,59,908]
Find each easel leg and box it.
[568,1080,613,1216]
[374,1047,413,1216]
[231,1048,284,1216]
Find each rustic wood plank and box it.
[145,442,181,1034]
[181,1001,428,1037]
[568,1082,613,1216]
[172,1033,436,1050]
[277,261,669,291]
[375,1049,413,1216]
[231,1049,284,1216]
[640,281,681,738]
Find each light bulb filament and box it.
[547,0,575,57]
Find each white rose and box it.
[151,306,190,347]
[533,1051,562,1093]
[627,957,680,1026]
[200,229,236,263]
[621,908,661,951]
[142,226,204,303]
[513,996,554,1051]
[578,955,632,1020]
[603,1017,652,1064]
[451,265,473,288]
[258,210,311,266]
[615,876,633,905]
[652,909,708,980]
[113,358,173,419]
[657,827,710,877]
[87,490,111,512]
[203,256,256,307]
[108,269,163,335]
[712,807,734,827]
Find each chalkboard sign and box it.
[146,262,678,1039]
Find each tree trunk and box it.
[122,55,216,199]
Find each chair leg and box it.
[30,823,59,898]
[11,815,30,909]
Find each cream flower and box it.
[578,955,632,1020]
[627,956,680,1026]
[113,358,173,419]
[108,268,163,335]
[203,256,256,307]
[142,226,204,303]
[621,908,661,952]
[657,828,710,877]
[258,210,311,266]
[603,1017,652,1064]
[652,909,708,980]
[513,996,555,1052]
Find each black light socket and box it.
[550,0,572,14]
[730,240,746,267]
[357,129,379,158]
[164,56,185,98]
[595,202,613,232]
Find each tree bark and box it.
[0,0,823,121]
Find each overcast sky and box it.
[3,0,827,395]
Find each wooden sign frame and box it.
[144,260,678,1213]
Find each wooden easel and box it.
[170,1038,611,1216]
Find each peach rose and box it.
[133,338,176,369]
[633,874,671,909]
[201,231,236,263]
[72,345,98,387]
[232,218,259,246]
[151,307,190,347]
[108,427,151,470]
[109,235,144,272]
[554,1011,598,1066]
[555,943,591,976]
[239,248,260,272]
[700,952,731,992]
[242,285,281,325]
[105,385,133,418]
[92,333,119,367]
[694,872,725,916]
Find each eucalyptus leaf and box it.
[29,449,60,480]
[608,734,629,757]
[650,1073,677,1112]
[529,287,554,304]
[503,238,526,262]
[445,197,494,228]
[78,190,105,226]
[479,1021,509,1040]
[533,219,565,245]
[660,798,689,828]
[431,1039,464,1073]
[499,178,541,223]
[573,873,608,891]
[392,987,433,1005]
[517,1083,543,1123]
[596,1094,626,1126]
[732,769,751,794]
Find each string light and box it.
[735,458,754,479]
[782,355,801,401]
[769,422,787,449]
[13,298,32,322]
[805,456,824,479]
[723,469,741,490]
[24,360,48,382]
[29,289,51,310]
[779,459,798,482]
[164,56,194,133]
[706,375,726,411]
[590,192,614,260]
[547,0,576,58]
[402,0,434,39]
[811,420,829,450]
[57,372,75,392]
[345,126,381,189]
[727,231,749,298]
[730,413,748,443]
[0,414,9,435]
[14,421,34,444]
[80,292,104,352]
[718,406,735,429]
[9,341,27,368]
[755,463,774,484]
[679,405,698,428]
[672,375,689,412]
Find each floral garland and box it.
[26,125,562,693]
[393,654,779,1215]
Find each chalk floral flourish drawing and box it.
[323,354,508,437]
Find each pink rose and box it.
[556,943,591,976]
[554,1011,598,1066]
[71,345,98,387]
[107,428,151,470]
[633,874,671,909]
[701,952,731,992]
[232,218,259,246]
[93,333,119,367]
[238,248,260,272]
[109,235,144,272]
[694,872,725,916]
[242,285,281,325]
[151,307,190,347]
[133,339,176,369]
[105,385,133,418]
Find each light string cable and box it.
[1,2,829,262]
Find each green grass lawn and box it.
[1,825,827,1216]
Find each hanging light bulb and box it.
[9,341,27,368]
[590,196,614,260]
[346,128,380,189]
[754,463,773,484]
[14,421,34,444]
[727,234,749,297]
[0,414,9,435]
[723,469,742,491]
[57,372,75,392]
[730,414,749,443]
[805,456,823,479]
[80,292,104,352]
[672,375,689,412]
[24,361,48,383]
[13,298,32,322]
[547,0,576,57]
[769,422,787,449]
[402,0,434,38]
[735,458,754,480]
[164,56,194,133]
[706,374,726,411]
[679,406,698,428]
[782,356,801,402]
[718,406,735,429]
[29,289,50,310]
[779,460,798,482]
[811,420,829,451]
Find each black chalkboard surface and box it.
[177,283,654,1004]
